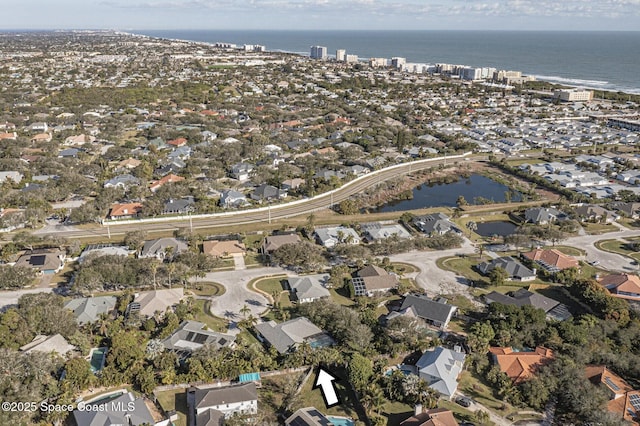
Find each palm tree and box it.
[239,304,251,318]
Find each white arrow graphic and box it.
[313,367,341,408]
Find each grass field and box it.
[581,222,618,235]
[457,370,513,417]
[194,299,229,332]
[189,281,225,297]
[155,388,188,426]
[551,245,586,256]
[595,239,640,262]
[293,367,366,422]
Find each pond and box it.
[475,221,518,237]
[375,174,521,212]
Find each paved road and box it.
[563,223,640,273]
[36,154,470,240]
[390,237,477,297]
[0,287,54,311]
[192,266,295,320]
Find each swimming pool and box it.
[89,347,107,373]
[327,416,354,426]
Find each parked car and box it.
[455,396,472,407]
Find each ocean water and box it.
[135,30,640,94]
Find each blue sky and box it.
[4,0,640,30]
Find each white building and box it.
[310,46,327,60]
[554,89,594,102]
[336,49,346,62]
[391,57,406,70]
[345,54,358,64]
[369,57,387,68]
[193,383,258,420]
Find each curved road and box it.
[38,154,470,240]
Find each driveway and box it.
[0,287,54,311]
[191,266,295,320]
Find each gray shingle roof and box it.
[73,392,155,426]
[194,383,258,410]
[254,317,327,354]
[477,256,535,280]
[162,320,235,355]
[400,294,457,324]
[288,275,330,302]
[64,296,117,325]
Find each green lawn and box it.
[243,234,265,250]
[380,400,413,426]
[155,388,188,426]
[253,276,288,295]
[244,252,263,267]
[595,239,640,262]
[391,262,418,274]
[329,288,355,306]
[551,245,586,256]
[438,399,489,425]
[581,222,617,235]
[457,370,513,416]
[194,299,229,332]
[436,256,486,285]
[293,367,366,422]
[189,281,225,297]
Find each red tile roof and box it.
[522,248,579,270]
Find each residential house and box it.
[219,189,248,208]
[397,295,457,330]
[351,265,399,297]
[149,173,185,192]
[585,365,640,425]
[415,346,466,398]
[73,391,158,426]
[58,148,80,158]
[0,171,24,184]
[64,134,95,146]
[610,202,640,219]
[598,273,640,301]
[524,207,566,225]
[250,184,287,202]
[128,288,185,318]
[261,233,302,257]
[485,288,572,321]
[521,248,579,272]
[202,239,246,258]
[167,137,187,147]
[139,238,188,259]
[31,133,52,143]
[285,407,334,426]
[15,249,65,274]
[314,226,360,248]
[108,202,143,219]
[20,334,76,356]
[230,163,254,182]
[162,320,235,358]
[477,256,536,281]
[162,196,195,215]
[191,383,258,424]
[360,222,412,242]
[489,346,554,384]
[574,204,619,223]
[117,158,142,170]
[64,296,118,325]
[286,274,331,303]
[399,408,458,426]
[412,213,457,236]
[103,174,140,189]
[0,131,17,140]
[281,178,305,191]
[254,317,333,354]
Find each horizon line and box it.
[1,28,640,33]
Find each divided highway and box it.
[41,153,471,240]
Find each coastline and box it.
[126,29,640,96]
